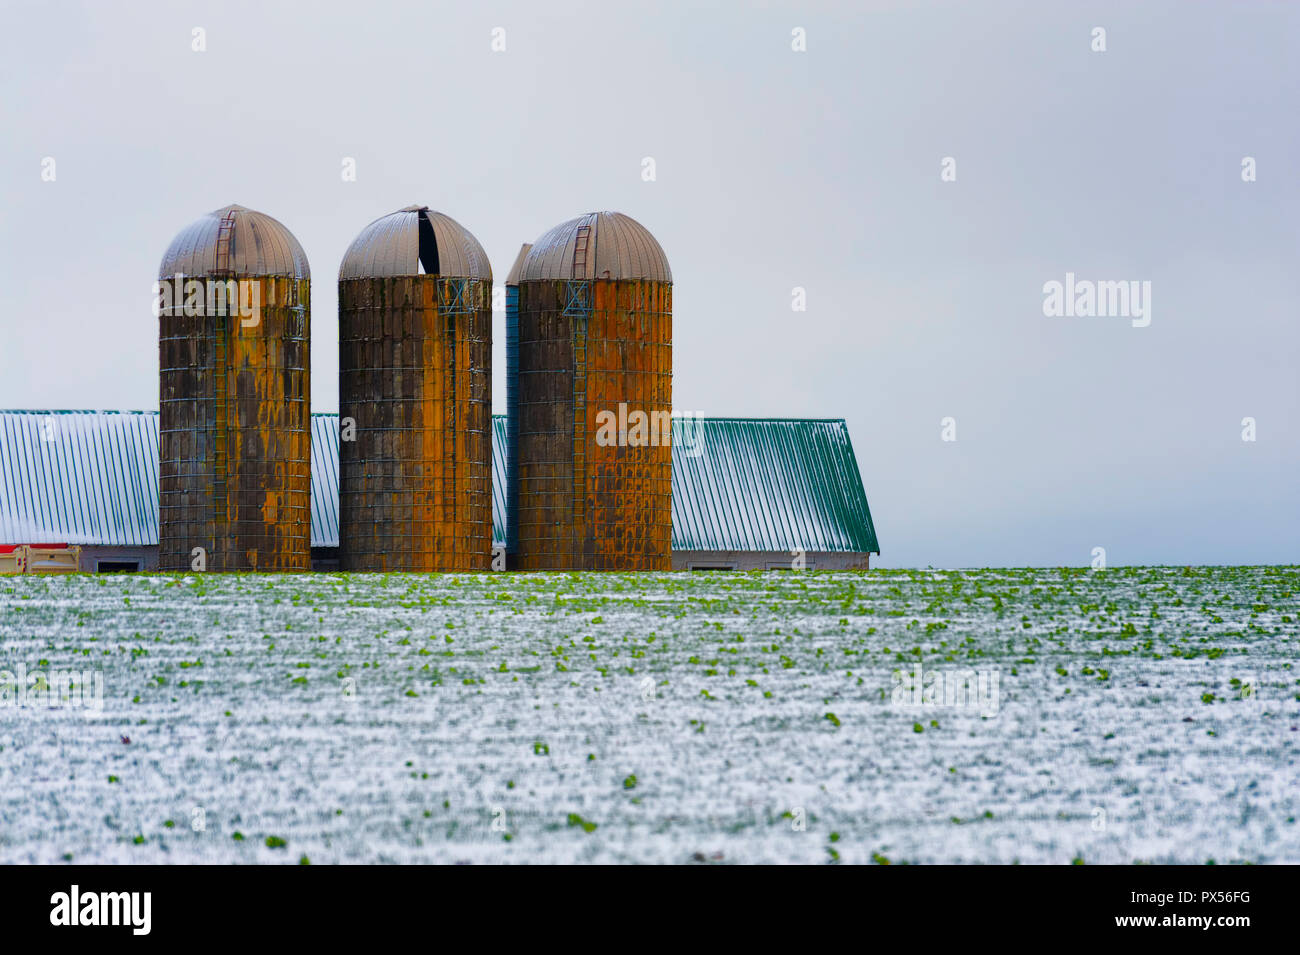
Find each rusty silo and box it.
[157,204,311,571]
[513,211,672,570]
[338,206,492,571]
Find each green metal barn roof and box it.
[0,411,878,555]
[669,417,878,553]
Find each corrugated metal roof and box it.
[0,411,159,546]
[0,413,877,555]
[338,206,491,280]
[505,243,532,286]
[520,212,671,283]
[477,416,875,553]
[669,418,878,554]
[158,204,310,279]
[309,414,340,549]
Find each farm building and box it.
[0,410,879,572]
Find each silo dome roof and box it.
[505,243,532,286]
[339,206,491,281]
[520,212,671,283]
[158,204,310,279]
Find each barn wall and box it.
[672,550,871,571]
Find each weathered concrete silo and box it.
[157,204,311,572]
[513,212,672,570]
[338,206,492,571]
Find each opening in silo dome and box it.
[417,210,439,275]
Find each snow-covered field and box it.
[1,567,1296,864]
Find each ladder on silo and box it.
[571,224,591,278]
[211,209,235,515]
[212,311,227,508]
[572,321,586,554]
[445,311,457,538]
[568,221,593,563]
[213,210,236,276]
[568,279,590,556]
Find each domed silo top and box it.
[505,243,532,286]
[158,204,310,279]
[520,211,671,283]
[339,206,491,281]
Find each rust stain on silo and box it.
[338,207,492,571]
[158,207,312,573]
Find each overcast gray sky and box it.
[1,0,1296,568]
